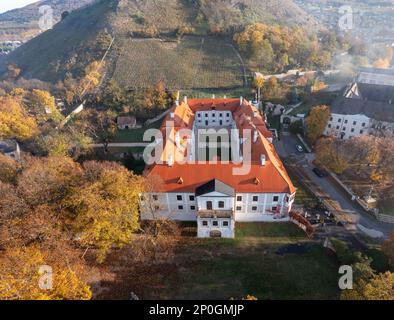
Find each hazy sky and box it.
[0,0,39,14]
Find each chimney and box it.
[240,96,243,105]
[260,154,266,166]
[170,112,175,119]
[253,130,258,143]
[183,96,188,104]
[167,154,174,167]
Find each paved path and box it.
[275,128,394,239]
[91,143,149,148]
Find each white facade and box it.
[140,191,295,222]
[195,110,233,127]
[324,113,370,139]
[324,113,394,139]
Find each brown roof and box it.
[146,98,296,195]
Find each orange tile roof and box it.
[146,98,296,195]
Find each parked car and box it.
[296,145,304,153]
[313,167,328,178]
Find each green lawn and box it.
[112,119,163,143]
[154,223,339,300]
[378,199,394,216]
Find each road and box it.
[275,128,394,239]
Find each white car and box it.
[296,145,304,153]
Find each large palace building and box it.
[140,98,296,238]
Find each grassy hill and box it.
[0,0,319,90]
[0,0,96,41]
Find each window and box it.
[362,123,366,127]
[189,195,195,201]
[330,117,333,121]
[178,205,183,210]
[328,124,331,128]
[153,195,158,201]
[212,220,218,227]
[353,121,357,125]
[351,128,355,132]
[226,112,230,117]
[252,206,257,211]
[212,113,216,117]
[338,119,342,123]
[154,205,160,211]
[176,195,182,201]
[253,196,258,202]
[197,113,201,118]
[344,119,348,124]
[273,196,279,202]
[140,196,145,201]
[237,196,242,202]
[360,130,364,134]
[190,205,196,211]
[222,221,229,227]
[202,220,208,227]
[218,201,225,208]
[206,201,213,210]
[205,113,208,118]
[342,127,346,131]
[219,113,223,117]
[236,206,242,211]
[272,206,277,211]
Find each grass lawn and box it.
[153,223,339,300]
[267,114,281,131]
[112,119,163,143]
[378,199,394,216]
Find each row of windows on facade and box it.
[149,194,281,202]
[329,117,367,127]
[201,220,230,227]
[146,194,283,203]
[154,205,279,212]
[197,112,231,118]
[328,124,364,134]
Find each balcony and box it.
[197,210,234,219]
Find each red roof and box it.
[146,98,296,195]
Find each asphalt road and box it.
[275,128,394,239]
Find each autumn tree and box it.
[0,154,19,183]
[0,246,91,300]
[305,105,331,145]
[253,74,265,101]
[0,95,38,140]
[27,89,63,123]
[315,137,349,174]
[65,161,143,262]
[17,156,82,207]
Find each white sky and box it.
[0,0,40,14]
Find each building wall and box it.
[197,217,235,238]
[140,191,295,222]
[324,113,370,139]
[325,113,394,139]
[195,110,233,127]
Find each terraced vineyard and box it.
[112,36,245,89]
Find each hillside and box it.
[0,0,96,41]
[0,0,320,89]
